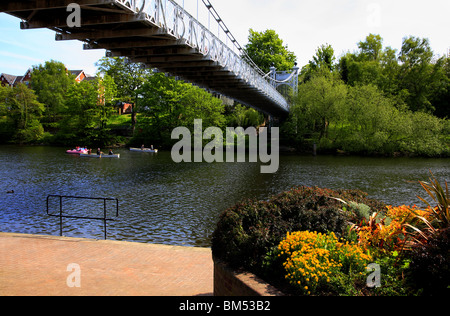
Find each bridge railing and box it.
[114,0,289,111]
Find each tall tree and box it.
[7,83,45,143]
[398,36,435,112]
[357,34,383,61]
[310,44,336,72]
[430,56,450,118]
[136,73,225,147]
[96,57,150,133]
[30,60,74,127]
[244,29,297,73]
[303,44,336,81]
[292,74,347,142]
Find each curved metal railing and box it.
[114,0,289,112]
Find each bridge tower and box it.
[268,64,300,96]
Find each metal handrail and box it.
[46,195,119,240]
[114,0,289,111]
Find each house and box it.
[69,70,87,83]
[21,69,32,86]
[0,73,18,87]
[116,101,133,115]
[0,71,31,87]
[1,68,94,88]
[0,69,33,87]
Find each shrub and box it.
[212,186,386,275]
[352,205,431,253]
[276,231,371,295]
[409,227,450,296]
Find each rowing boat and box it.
[130,147,158,153]
[79,153,120,159]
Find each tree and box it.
[30,60,75,127]
[136,73,226,147]
[398,36,435,112]
[244,29,297,73]
[430,56,450,118]
[227,104,264,128]
[357,34,383,62]
[58,76,117,146]
[96,57,150,133]
[0,85,10,116]
[310,44,336,72]
[7,83,45,143]
[303,44,336,82]
[291,74,347,143]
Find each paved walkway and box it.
[0,233,213,296]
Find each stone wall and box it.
[213,258,284,296]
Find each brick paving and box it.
[0,232,213,296]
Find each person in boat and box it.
[88,148,92,155]
[109,149,114,156]
[151,145,154,150]
[97,148,102,156]
[141,144,145,150]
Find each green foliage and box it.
[274,231,372,296]
[227,104,265,128]
[30,60,74,126]
[286,73,449,156]
[212,186,386,274]
[131,73,226,148]
[337,34,450,118]
[0,83,45,144]
[244,29,297,73]
[417,173,450,229]
[96,57,149,102]
[304,44,336,79]
[290,73,347,144]
[409,227,450,296]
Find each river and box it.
[0,145,448,247]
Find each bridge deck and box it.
[1,0,289,116]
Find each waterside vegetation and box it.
[0,32,448,158]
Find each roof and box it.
[0,73,17,85]
[69,70,84,77]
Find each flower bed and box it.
[212,176,450,296]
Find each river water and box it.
[0,145,448,247]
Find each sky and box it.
[0,0,449,77]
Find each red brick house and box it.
[0,73,18,87]
[116,101,133,115]
[69,70,87,83]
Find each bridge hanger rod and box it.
[200,0,266,78]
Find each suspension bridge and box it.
[1,0,298,116]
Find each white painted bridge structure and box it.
[1,0,297,116]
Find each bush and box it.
[409,228,450,296]
[211,186,386,275]
[275,231,371,295]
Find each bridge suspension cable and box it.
[199,0,266,77]
[2,0,291,115]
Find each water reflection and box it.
[0,145,448,247]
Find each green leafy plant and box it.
[212,186,385,275]
[417,172,449,229]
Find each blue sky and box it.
[0,0,449,77]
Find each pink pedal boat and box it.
[66,147,88,155]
